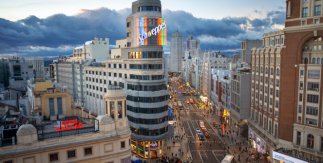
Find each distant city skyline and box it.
[0,0,285,21]
[0,0,286,56]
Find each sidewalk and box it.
[151,112,192,163]
[203,112,269,163]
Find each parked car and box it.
[196,128,202,134]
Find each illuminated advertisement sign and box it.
[55,119,84,132]
[272,151,308,163]
[135,17,167,46]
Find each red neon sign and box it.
[55,119,84,132]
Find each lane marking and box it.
[198,151,204,163]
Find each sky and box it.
[0,0,286,57]
[0,0,284,21]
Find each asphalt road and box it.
[180,98,227,163]
[169,78,230,163]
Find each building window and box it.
[49,98,55,116]
[67,150,76,159]
[314,4,321,16]
[296,131,301,145]
[57,97,63,115]
[302,7,309,17]
[307,94,319,103]
[308,70,320,79]
[307,134,314,149]
[306,106,318,116]
[49,153,59,162]
[306,118,318,126]
[298,105,302,113]
[4,161,13,163]
[321,137,323,152]
[307,82,319,91]
[121,141,126,149]
[84,147,93,156]
[299,94,303,102]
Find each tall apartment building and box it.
[201,51,230,99]
[26,57,45,79]
[230,67,251,126]
[83,63,109,115]
[273,0,323,162]
[169,32,183,73]
[182,36,202,89]
[250,31,284,158]
[51,37,109,106]
[68,37,110,62]
[121,0,169,158]
[241,40,262,64]
[52,61,85,105]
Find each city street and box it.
[168,76,234,163]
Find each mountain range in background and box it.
[0,7,285,57]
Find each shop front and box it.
[272,150,308,163]
[131,140,164,159]
[248,128,270,159]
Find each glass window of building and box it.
[110,101,115,119]
[296,131,301,145]
[314,4,321,16]
[67,150,76,159]
[117,101,122,119]
[49,153,59,162]
[84,147,93,156]
[57,97,63,115]
[49,98,55,116]
[302,7,309,17]
[307,134,314,148]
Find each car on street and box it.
[199,120,205,128]
[196,128,202,134]
[197,133,206,141]
[203,130,210,138]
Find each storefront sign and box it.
[272,151,308,163]
[55,119,84,132]
[249,128,266,154]
[136,17,167,46]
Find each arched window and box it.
[316,58,320,64]
[270,68,274,75]
[276,68,280,76]
[312,58,316,64]
[307,134,314,148]
[304,58,308,64]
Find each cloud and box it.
[0,8,285,56]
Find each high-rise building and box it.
[182,36,202,90]
[169,32,183,73]
[26,57,45,79]
[250,31,284,158]
[241,40,262,64]
[271,0,323,162]
[123,0,169,158]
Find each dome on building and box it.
[97,115,114,125]
[16,124,37,136]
